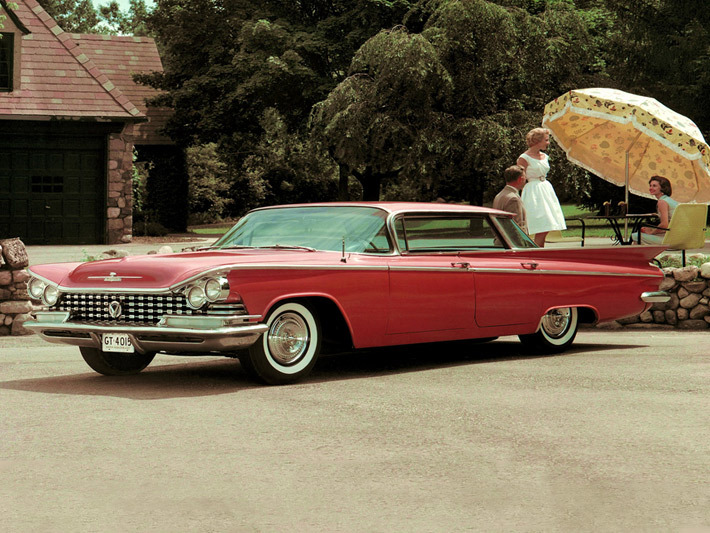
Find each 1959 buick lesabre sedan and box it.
[25,202,669,384]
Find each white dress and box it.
[519,153,566,235]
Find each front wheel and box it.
[243,302,322,385]
[79,347,155,375]
[519,307,579,353]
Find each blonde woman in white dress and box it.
[517,127,566,247]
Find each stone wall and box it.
[614,264,710,330]
[107,123,134,245]
[0,238,33,336]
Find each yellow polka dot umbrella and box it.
[543,88,710,205]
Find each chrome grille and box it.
[55,293,246,324]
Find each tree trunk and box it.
[361,176,381,201]
[352,166,381,201]
[338,163,349,200]
[467,172,485,207]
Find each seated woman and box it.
[633,175,679,244]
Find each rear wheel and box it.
[519,307,578,353]
[79,347,155,375]
[243,302,321,385]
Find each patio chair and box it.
[637,203,708,266]
[545,230,584,246]
[544,217,586,247]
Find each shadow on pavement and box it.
[0,339,648,398]
[0,357,258,400]
[310,338,648,383]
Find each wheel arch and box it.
[263,295,354,353]
[541,305,597,326]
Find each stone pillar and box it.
[107,123,135,244]
[0,238,33,336]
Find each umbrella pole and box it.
[624,151,630,241]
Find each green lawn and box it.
[561,204,622,239]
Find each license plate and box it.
[102,333,134,353]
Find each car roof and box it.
[252,201,507,216]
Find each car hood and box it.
[28,249,343,290]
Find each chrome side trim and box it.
[389,266,472,272]
[24,312,267,354]
[29,264,390,294]
[641,291,671,303]
[470,267,662,278]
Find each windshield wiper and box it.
[258,244,317,252]
[209,244,317,252]
[210,245,256,250]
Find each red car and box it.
[26,202,669,384]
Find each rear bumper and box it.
[641,291,671,303]
[24,312,267,355]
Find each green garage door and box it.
[0,133,105,244]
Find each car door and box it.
[469,251,544,327]
[386,254,475,334]
[385,214,481,335]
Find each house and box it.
[0,0,174,245]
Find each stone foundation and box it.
[0,238,33,336]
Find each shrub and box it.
[133,221,169,237]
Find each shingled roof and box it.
[71,34,172,144]
[0,0,144,120]
[1,0,172,145]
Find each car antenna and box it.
[341,237,347,263]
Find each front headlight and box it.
[28,277,47,300]
[43,284,60,306]
[204,277,229,302]
[186,285,207,310]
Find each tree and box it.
[185,143,234,224]
[604,0,710,132]
[240,108,338,208]
[36,0,99,33]
[36,0,152,35]
[96,0,152,36]
[139,0,413,214]
[311,0,603,204]
[311,26,453,200]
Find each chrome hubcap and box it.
[267,312,310,365]
[541,308,571,338]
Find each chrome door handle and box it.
[521,262,538,270]
[451,262,470,269]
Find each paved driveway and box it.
[1,329,708,532]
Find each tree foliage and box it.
[311,27,453,199]
[312,0,602,204]
[185,143,234,224]
[32,0,710,213]
[36,0,151,35]
[37,0,99,32]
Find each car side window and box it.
[395,215,503,252]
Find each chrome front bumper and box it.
[24,312,268,355]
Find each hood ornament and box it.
[87,272,143,282]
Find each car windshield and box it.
[211,206,392,253]
[493,217,538,249]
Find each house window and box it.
[0,33,13,91]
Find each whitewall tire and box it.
[243,302,321,385]
[519,307,579,353]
